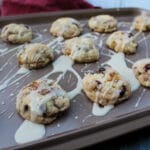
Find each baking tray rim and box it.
[0,7,150,150]
[0,7,150,21]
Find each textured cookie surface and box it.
[106,31,137,54]
[132,58,150,87]
[62,37,99,63]
[88,15,117,33]
[1,23,32,44]
[50,17,82,39]
[82,66,131,106]
[133,15,150,31]
[16,79,70,124]
[17,43,54,69]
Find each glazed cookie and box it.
[17,43,54,69]
[132,58,150,87]
[82,65,131,106]
[88,15,117,33]
[133,15,150,31]
[106,31,137,54]
[16,79,70,124]
[0,23,32,44]
[50,17,82,39]
[62,37,99,63]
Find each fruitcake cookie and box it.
[16,79,70,124]
[133,15,150,31]
[50,17,82,39]
[88,15,117,33]
[62,37,99,63]
[106,31,137,54]
[82,65,131,106]
[17,43,54,69]
[132,58,150,87]
[0,23,32,44]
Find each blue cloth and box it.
[86,0,150,10]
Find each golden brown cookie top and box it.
[62,37,99,63]
[50,17,82,39]
[88,14,117,33]
[82,65,131,106]
[133,15,150,31]
[1,23,32,44]
[17,43,54,69]
[16,79,70,124]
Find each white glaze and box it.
[118,22,131,28]
[0,53,15,71]
[0,45,22,57]
[0,48,8,54]
[0,67,29,92]
[0,66,16,84]
[10,93,14,97]
[92,103,114,116]
[142,33,149,58]
[81,33,99,41]
[28,88,66,115]
[43,29,48,32]
[47,37,64,54]
[0,109,6,115]
[47,37,64,48]
[104,53,140,91]
[17,67,30,74]
[32,32,43,42]
[81,64,92,73]
[43,56,82,99]
[138,34,150,43]
[8,112,14,119]
[15,120,45,144]
[135,89,146,107]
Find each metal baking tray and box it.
[0,8,150,150]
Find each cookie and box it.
[50,17,82,39]
[62,37,99,63]
[17,43,54,69]
[16,79,70,124]
[0,23,32,44]
[132,58,150,87]
[82,65,131,106]
[106,31,137,54]
[133,15,150,31]
[88,15,117,33]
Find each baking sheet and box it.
[0,8,150,150]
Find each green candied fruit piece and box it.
[46,99,59,114]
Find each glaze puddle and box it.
[92,103,114,116]
[15,120,45,144]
